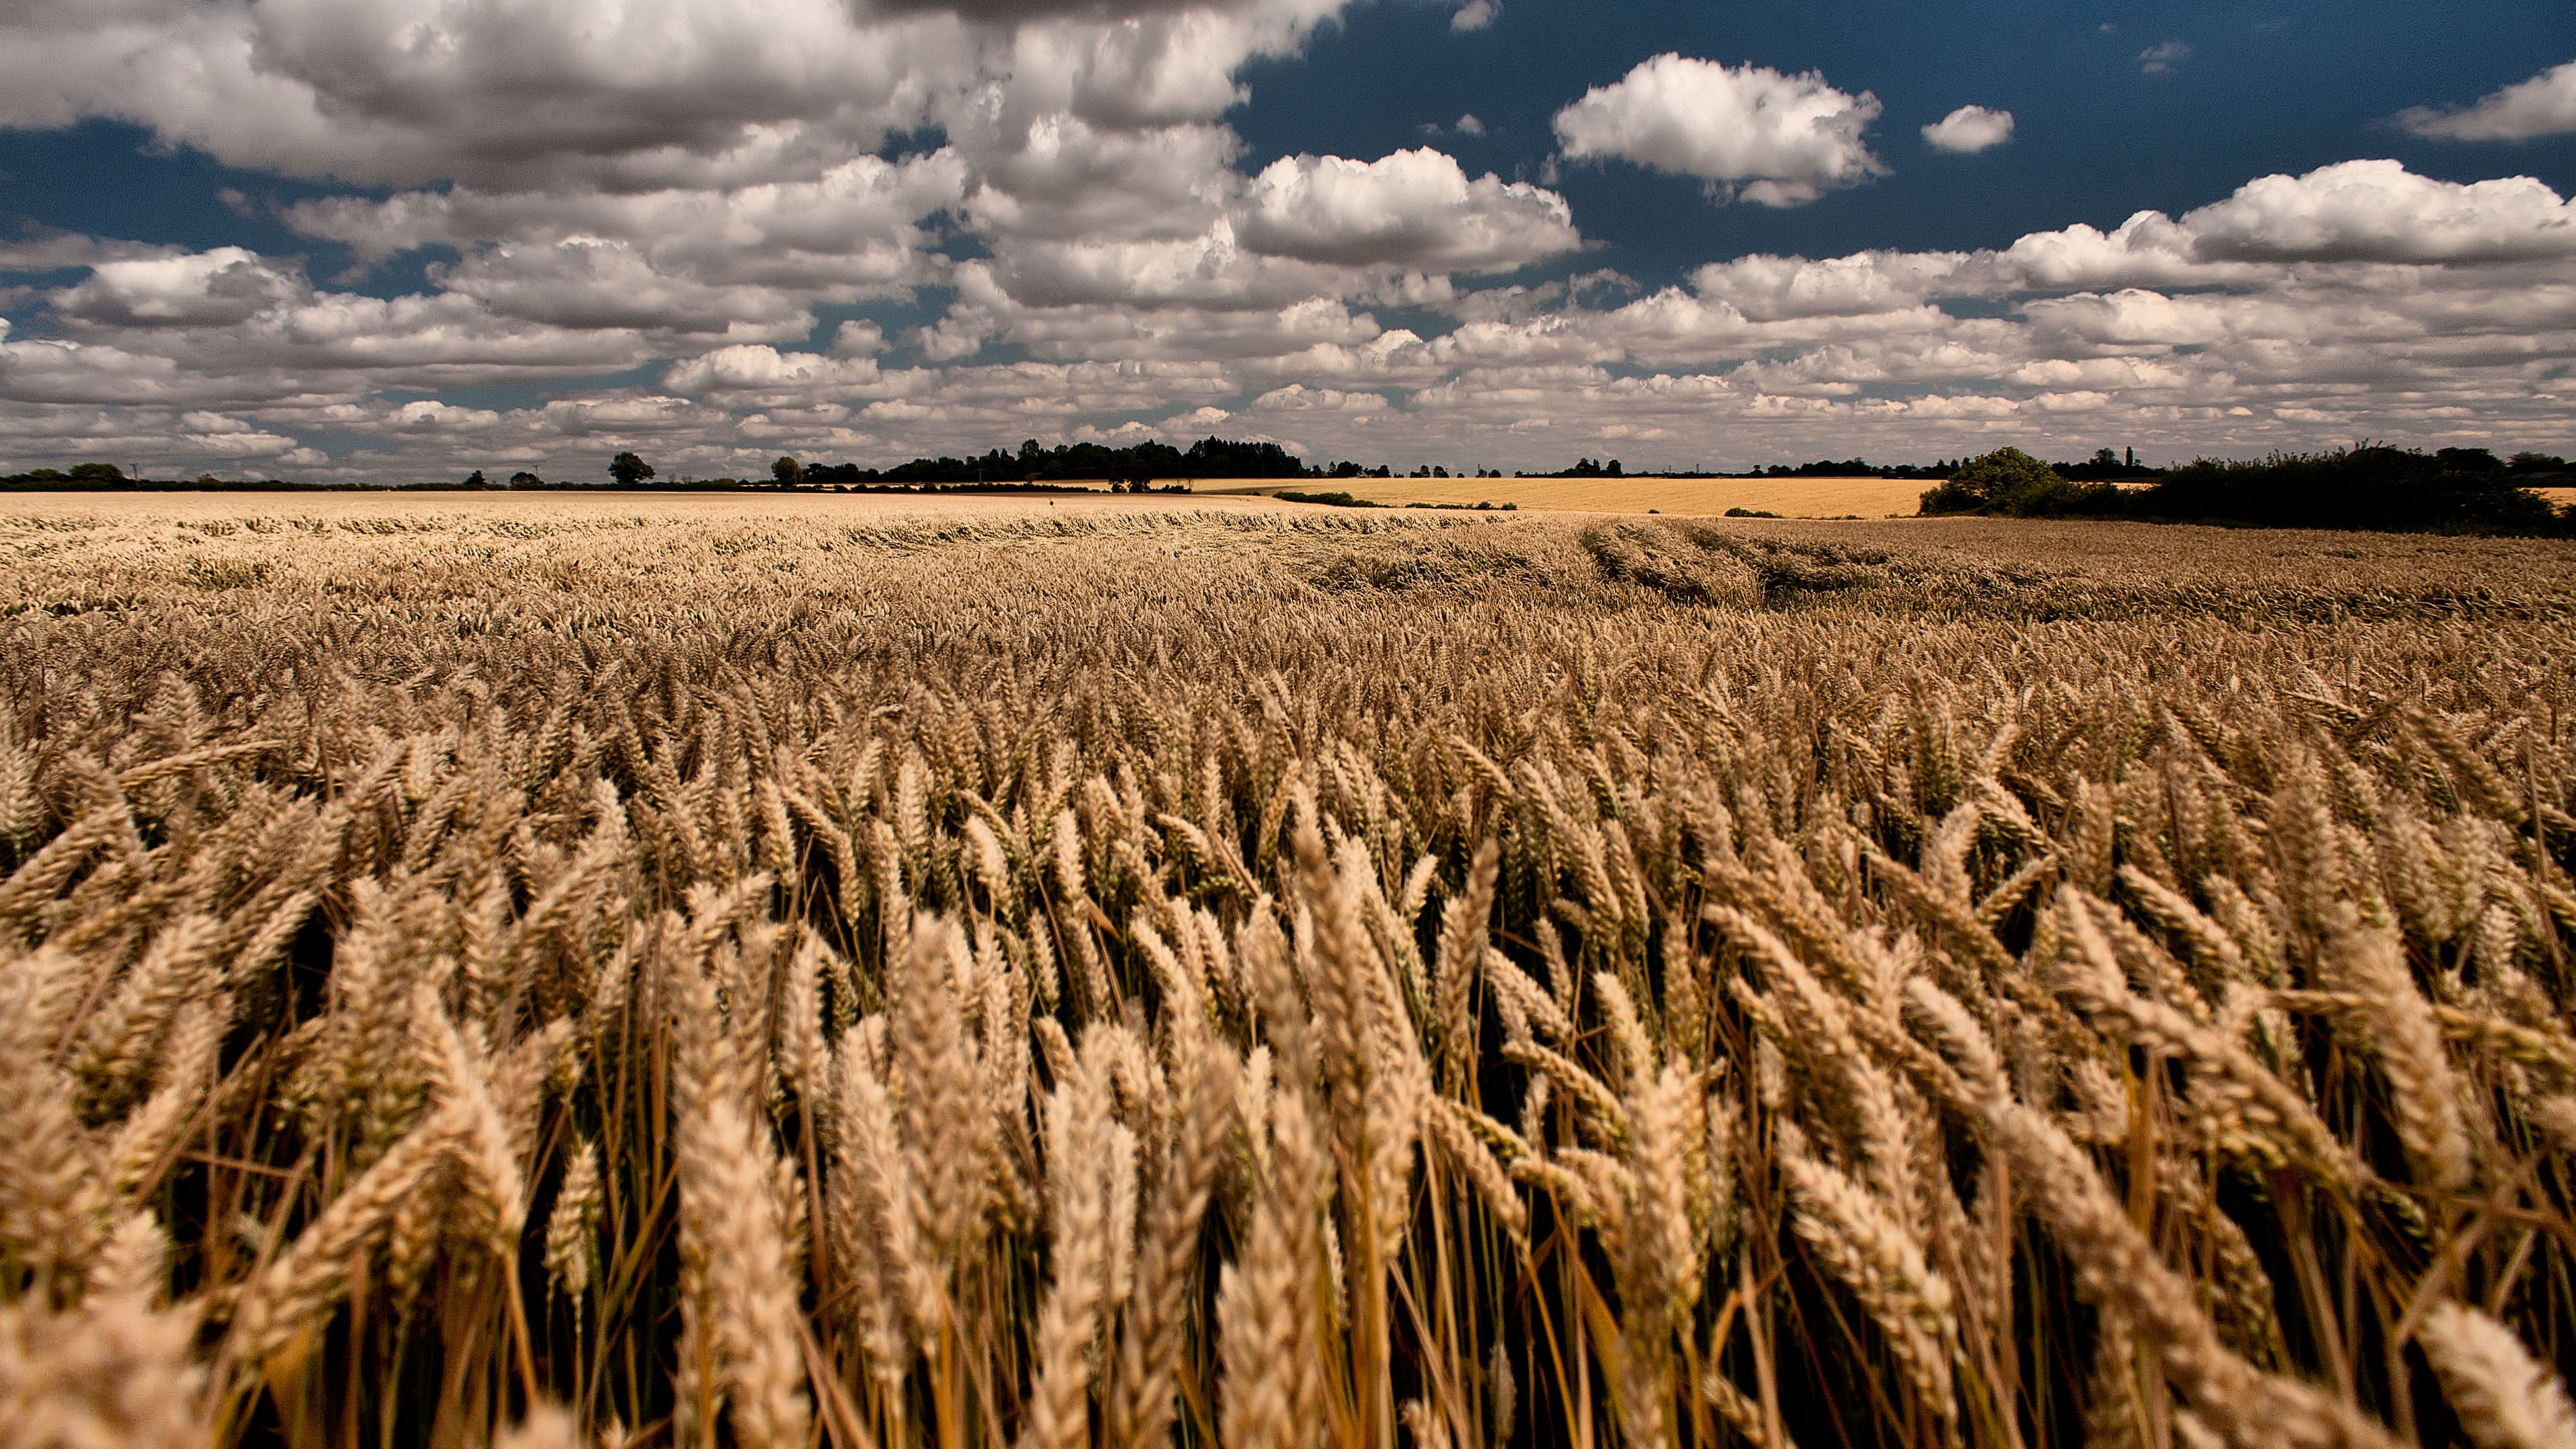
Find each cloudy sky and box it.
[1,1,2572,481]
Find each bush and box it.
[1920,441,2568,534]
[1917,447,2123,516]
[2131,445,2564,533]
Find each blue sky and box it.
[1,0,2572,480]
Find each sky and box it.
[1,1,2573,482]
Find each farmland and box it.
[4,497,2575,1449]
[1221,475,1933,518]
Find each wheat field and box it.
[1219,476,1932,518]
[4,501,2575,1449]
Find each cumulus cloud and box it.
[1921,105,2013,154]
[0,0,950,191]
[286,154,969,279]
[2397,60,2576,141]
[50,248,303,328]
[2165,158,2576,264]
[3,0,2573,488]
[16,157,2576,475]
[868,0,1282,20]
[1688,251,1972,321]
[1234,149,1577,271]
[1450,1,1495,32]
[662,345,883,402]
[1552,54,1884,206]
[0,0,1346,193]
[2138,41,2190,74]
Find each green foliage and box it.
[2129,444,2566,533]
[772,455,803,485]
[608,451,655,487]
[1922,441,2569,534]
[1916,446,2103,515]
[1275,488,1380,507]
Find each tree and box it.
[462,469,489,488]
[773,455,803,486]
[68,462,125,484]
[509,470,543,488]
[1920,446,2062,513]
[608,452,655,488]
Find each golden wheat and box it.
[0,499,2571,1446]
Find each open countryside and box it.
[6,0,2576,1446]
[1219,474,1933,516]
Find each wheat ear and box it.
[1022,1047,1130,1449]
[2418,1302,2576,1449]
[667,941,813,1449]
[227,1109,458,1362]
[1987,1095,2397,1449]
[1107,1047,1238,1449]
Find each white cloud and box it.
[2397,60,2576,142]
[1246,383,1389,413]
[662,345,884,400]
[2138,41,2190,74]
[1163,404,1234,431]
[286,154,970,284]
[1454,114,1485,136]
[832,321,888,358]
[0,0,961,191]
[6,7,2576,495]
[50,248,302,328]
[1234,149,1577,272]
[1921,105,2013,154]
[1450,1,1495,32]
[955,116,1238,244]
[869,0,1295,20]
[0,0,1348,194]
[2173,158,2576,264]
[1688,251,1973,321]
[1551,53,1884,206]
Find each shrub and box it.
[2131,444,2565,533]
[1916,447,2123,516]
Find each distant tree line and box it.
[0,463,325,492]
[798,436,1323,488]
[1920,444,2574,534]
[10,439,2572,539]
[1518,448,2163,481]
[0,438,1347,494]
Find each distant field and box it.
[1211,474,1930,517]
[0,486,1274,521]
[0,479,1932,522]
[3,476,2562,522]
